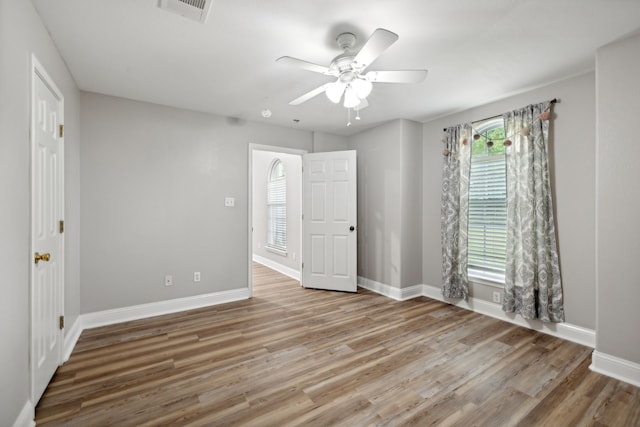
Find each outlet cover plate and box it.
[492,291,501,303]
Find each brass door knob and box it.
[34,252,51,265]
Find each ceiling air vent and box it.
[158,0,213,24]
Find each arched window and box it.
[267,159,287,253]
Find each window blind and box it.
[267,176,287,251]
[468,153,507,275]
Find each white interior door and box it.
[302,150,357,292]
[31,57,64,404]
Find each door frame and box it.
[30,54,65,403]
[248,144,306,296]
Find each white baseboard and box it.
[12,400,34,427]
[590,350,640,387]
[357,276,422,301]
[253,254,300,280]
[63,315,83,362]
[81,288,250,330]
[358,278,595,349]
[421,283,596,348]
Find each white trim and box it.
[265,245,288,257]
[82,288,250,329]
[253,254,300,281]
[468,273,504,289]
[358,277,595,348]
[62,316,83,362]
[357,276,423,301]
[421,282,595,348]
[12,400,35,427]
[590,350,640,387]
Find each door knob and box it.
[349,226,355,232]
[34,252,51,265]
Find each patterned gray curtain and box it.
[441,124,471,300]
[502,102,564,322]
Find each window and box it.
[468,118,507,282]
[267,159,287,253]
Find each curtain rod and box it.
[443,98,557,132]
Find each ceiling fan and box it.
[277,28,428,110]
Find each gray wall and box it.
[0,0,81,423]
[399,120,423,286]
[80,92,312,313]
[422,72,597,329]
[312,131,349,152]
[252,150,302,271]
[348,119,423,288]
[595,32,640,363]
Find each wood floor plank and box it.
[35,263,640,426]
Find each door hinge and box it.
[301,262,304,269]
[59,220,64,234]
[59,315,64,330]
[59,124,64,138]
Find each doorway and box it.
[249,145,305,295]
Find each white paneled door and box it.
[302,151,357,292]
[31,57,64,405]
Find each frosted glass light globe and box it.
[352,78,372,99]
[325,81,346,103]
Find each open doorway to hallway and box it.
[250,146,304,292]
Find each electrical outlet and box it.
[492,291,501,303]
[194,272,201,282]
[165,275,173,287]
[224,197,235,207]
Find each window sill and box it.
[265,246,287,257]
[468,269,504,289]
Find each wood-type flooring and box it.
[35,263,640,426]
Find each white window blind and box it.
[468,119,507,281]
[468,155,507,275]
[267,160,287,252]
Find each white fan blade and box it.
[354,98,369,110]
[289,83,330,105]
[276,56,332,75]
[354,28,399,71]
[365,70,428,83]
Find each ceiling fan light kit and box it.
[277,28,428,124]
[343,86,362,108]
[352,78,372,99]
[326,81,346,103]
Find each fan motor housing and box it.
[331,54,357,75]
[336,32,356,50]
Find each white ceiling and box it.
[32,0,640,136]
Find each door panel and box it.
[31,61,64,404]
[302,151,357,292]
